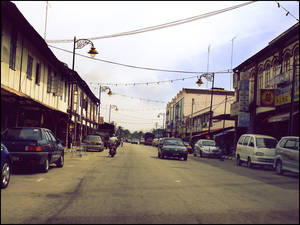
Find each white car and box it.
[273,136,299,175]
[193,139,222,158]
[236,134,278,168]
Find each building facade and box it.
[231,22,299,148]
[1,1,100,146]
[166,88,235,140]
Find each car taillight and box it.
[25,146,42,151]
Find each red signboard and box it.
[260,89,275,107]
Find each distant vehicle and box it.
[131,138,139,144]
[144,132,155,145]
[152,138,160,147]
[183,141,193,154]
[1,127,64,173]
[82,134,105,152]
[273,136,299,175]
[158,138,188,161]
[1,143,12,189]
[235,134,278,168]
[140,138,145,145]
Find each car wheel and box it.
[247,157,253,169]
[184,156,187,161]
[193,153,197,157]
[56,155,64,168]
[236,155,242,166]
[1,162,11,189]
[161,153,165,159]
[41,158,49,173]
[275,160,283,175]
[200,151,203,158]
[158,152,161,158]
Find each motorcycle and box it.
[109,145,117,157]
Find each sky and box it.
[12,1,299,132]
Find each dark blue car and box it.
[1,143,12,189]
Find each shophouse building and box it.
[231,22,299,148]
[166,88,235,142]
[1,1,99,146]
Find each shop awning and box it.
[268,111,299,123]
[213,128,235,137]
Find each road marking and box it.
[175,180,181,183]
[36,178,45,182]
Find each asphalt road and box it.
[1,143,299,224]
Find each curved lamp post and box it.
[99,86,112,118]
[109,104,118,123]
[196,73,215,139]
[68,36,98,148]
[157,113,165,130]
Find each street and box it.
[1,143,299,224]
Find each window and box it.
[293,47,299,93]
[64,81,68,102]
[272,59,279,87]
[47,67,52,93]
[256,138,277,148]
[47,130,57,142]
[26,55,33,79]
[265,63,271,88]
[283,52,291,74]
[243,136,250,146]
[284,139,299,151]
[278,138,288,148]
[35,62,40,84]
[9,29,17,70]
[238,136,245,145]
[248,137,254,147]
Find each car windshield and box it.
[85,135,102,141]
[2,128,42,141]
[202,140,216,146]
[164,139,184,146]
[256,138,277,148]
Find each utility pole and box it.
[189,98,194,144]
[208,73,215,139]
[288,63,297,135]
[230,37,236,90]
[44,1,49,40]
[223,93,227,130]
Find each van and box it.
[235,134,278,168]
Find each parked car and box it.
[1,143,12,189]
[131,138,139,144]
[183,141,193,154]
[152,138,159,147]
[82,134,105,152]
[1,127,64,173]
[235,134,278,168]
[193,139,222,158]
[158,138,188,161]
[273,136,299,175]
[140,138,145,145]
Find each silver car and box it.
[82,135,104,152]
[273,136,299,175]
[193,139,222,158]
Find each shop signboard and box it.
[238,112,250,127]
[239,80,249,112]
[275,84,299,106]
[260,89,275,107]
[230,101,239,116]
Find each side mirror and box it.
[57,139,63,144]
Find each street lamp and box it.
[109,104,118,123]
[196,73,215,139]
[99,85,112,118]
[68,36,98,148]
[157,112,165,133]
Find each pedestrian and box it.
[68,131,72,149]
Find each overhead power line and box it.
[46,1,255,43]
[275,1,299,22]
[48,44,232,74]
